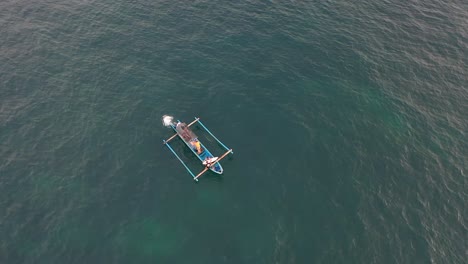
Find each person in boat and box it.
[190,140,202,154]
[202,157,218,167]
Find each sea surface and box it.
[1,1,467,263]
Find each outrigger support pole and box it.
[194,167,209,181]
[194,149,233,181]
[163,140,198,181]
[163,118,200,143]
[194,117,233,154]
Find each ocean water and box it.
[0,1,466,263]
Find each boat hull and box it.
[170,123,223,174]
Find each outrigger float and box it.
[162,115,233,181]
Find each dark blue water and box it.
[1,1,466,263]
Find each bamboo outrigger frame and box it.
[163,116,233,181]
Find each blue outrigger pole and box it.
[195,117,233,154]
[163,139,198,181]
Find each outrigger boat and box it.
[162,115,233,181]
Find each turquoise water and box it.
[1,1,466,263]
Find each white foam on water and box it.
[162,115,174,127]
